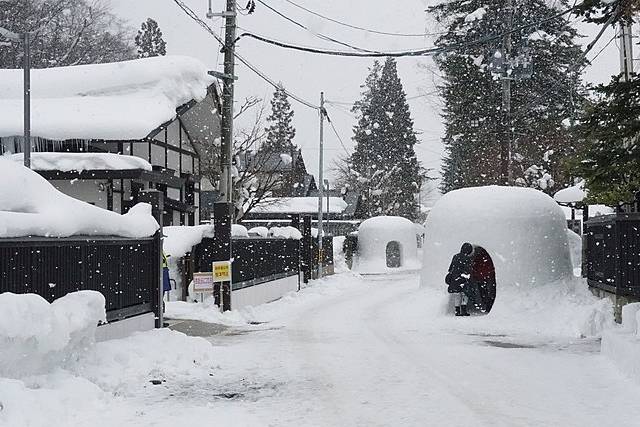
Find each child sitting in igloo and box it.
[445,243,474,316]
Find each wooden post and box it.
[139,189,164,328]
[213,202,232,311]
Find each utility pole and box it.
[317,92,325,279]
[619,21,634,82]
[0,23,30,168]
[501,0,514,185]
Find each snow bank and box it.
[0,159,159,238]
[248,226,269,237]
[232,224,249,238]
[602,303,640,383]
[163,225,214,258]
[353,216,420,274]
[0,56,214,140]
[251,197,348,214]
[554,180,586,203]
[269,226,303,240]
[567,229,582,274]
[0,291,106,378]
[7,152,152,171]
[421,186,573,289]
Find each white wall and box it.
[231,275,300,310]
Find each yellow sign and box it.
[213,261,232,282]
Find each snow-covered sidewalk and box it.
[2,273,640,427]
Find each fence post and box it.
[302,216,312,283]
[213,202,232,311]
[139,189,164,328]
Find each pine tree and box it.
[135,18,167,58]
[573,73,640,205]
[263,86,296,153]
[348,58,423,220]
[430,0,586,194]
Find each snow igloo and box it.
[421,186,573,292]
[353,216,420,275]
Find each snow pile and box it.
[602,303,640,383]
[163,225,214,258]
[0,159,159,238]
[269,226,303,240]
[6,152,152,172]
[421,186,573,289]
[0,55,214,140]
[567,229,582,274]
[554,180,586,203]
[248,226,269,237]
[232,223,249,238]
[0,291,106,378]
[353,216,420,274]
[464,7,486,22]
[251,197,348,214]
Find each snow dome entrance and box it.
[386,241,402,268]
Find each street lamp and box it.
[0,22,31,168]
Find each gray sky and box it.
[110,0,623,192]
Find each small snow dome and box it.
[353,216,420,274]
[421,186,573,289]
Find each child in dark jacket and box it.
[446,243,473,316]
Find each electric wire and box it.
[324,112,351,155]
[172,0,320,110]
[237,4,579,58]
[279,0,447,38]
[253,0,383,53]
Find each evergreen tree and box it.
[573,73,640,206]
[348,58,423,220]
[430,0,586,194]
[263,86,296,153]
[135,18,167,58]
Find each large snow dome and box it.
[353,216,420,274]
[421,186,573,289]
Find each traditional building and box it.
[0,56,221,226]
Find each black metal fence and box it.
[584,213,640,299]
[0,233,161,322]
[194,237,300,290]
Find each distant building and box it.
[0,56,221,226]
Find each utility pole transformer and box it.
[501,0,513,185]
[317,92,325,279]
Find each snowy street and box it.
[7,272,637,427]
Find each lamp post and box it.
[0,24,30,168]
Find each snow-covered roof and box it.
[251,197,348,214]
[6,152,152,172]
[554,180,586,204]
[0,56,215,141]
[0,158,158,238]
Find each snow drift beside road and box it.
[0,159,159,238]
[0,291,106,378]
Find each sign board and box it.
[193,272,214,292]
[213,261,232,282]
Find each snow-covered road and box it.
[4,272,640,427]
[199,273,640,426]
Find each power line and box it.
[279,0,447,38]
[324,112,351,155]
[253,0,382,53]
[237,4,579,58]
[172,0,319,110]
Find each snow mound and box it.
[0,159,159,238]
[353,216,420,274]
[7,152,152,172]
[269,226,303,240]
[163,225,215,258]
[421,186,573,288]
[554,180,586,203]
[232,224,249,238]
[0,291,106,378]
[251,197,348,214]
[0,55,214,140]
[248,226,269,237]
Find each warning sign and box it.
[213,261,232,282]
[193,272,214,292]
